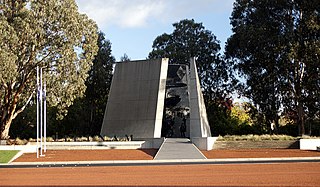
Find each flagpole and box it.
[44,80,47,153]
[36,66,39,158]
[36,66,47,157]
[40,68,43,156]
[40,68,44,156]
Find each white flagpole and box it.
[36,66,39,158]
[40,68,44,156]
[44,80,47,153]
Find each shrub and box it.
[93,135,101,141]
[28,138,35,142]
[65,137,74,142]
[46,137,54,142]
[15,137,28,145]
[103,136,112,141]
[217,134,297,141]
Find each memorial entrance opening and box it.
[162,64,190,138]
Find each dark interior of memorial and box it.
[162,64,190,138]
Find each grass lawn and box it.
[0,150,19,163]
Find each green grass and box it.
[0,150,19,163]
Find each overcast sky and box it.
[75,0,235,61]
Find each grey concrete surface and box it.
[188,58,211,137]
[154,138,206,160]
[100,59,168,139]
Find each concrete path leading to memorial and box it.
[154,138,206,160]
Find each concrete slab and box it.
[100,58,168,139]
[154,138,206,160]
[300,139,320,150]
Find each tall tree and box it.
[57,31,115,137]
[120,53,130,62]
[149,19,231,99]
[82,31,115,135]
[0,0,98,139]
[226,0,320,135]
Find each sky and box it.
[75,0,235,61]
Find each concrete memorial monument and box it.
[100,58,211,139]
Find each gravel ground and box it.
[1,163,320,186]
[2,148,319,186]
[14,149,158,162]
[203,148,320,159]
[13,148,320,162]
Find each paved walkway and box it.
[154,138,206,160]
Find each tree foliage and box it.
[120,53,130,62]
[149,19,235,135]
[0,0,98,139]
[61,31,115,136]
[226,0,320,135]
[208,101,268,136]
[10,31,115,138]
[149,19,231,99]
[85,31,115,135]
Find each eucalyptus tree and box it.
[226,0,320,135]
[0,0,98,139]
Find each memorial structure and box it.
[100,58,211,139]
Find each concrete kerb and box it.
[0,139,164,151]
[1,157,320,168]
[153,138,167,160]
[1,139,165,163]
[191,142,208,159]
[191,137,218,151]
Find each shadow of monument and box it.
[137,148,158,158]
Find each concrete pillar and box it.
[188,57,211,137]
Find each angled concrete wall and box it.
[100,58,168,139]
[188,58,212,137]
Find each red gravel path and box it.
[14,148,320,162]
[203,148,320,159]
[1,163,320,186]
[2,149,320,186]
[14,149,157,162]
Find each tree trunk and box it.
[1,114,14,140]
[274,115,280,134]
[1,82,32,140]
[297,102,305,135]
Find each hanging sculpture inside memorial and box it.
[162,64,190,138]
